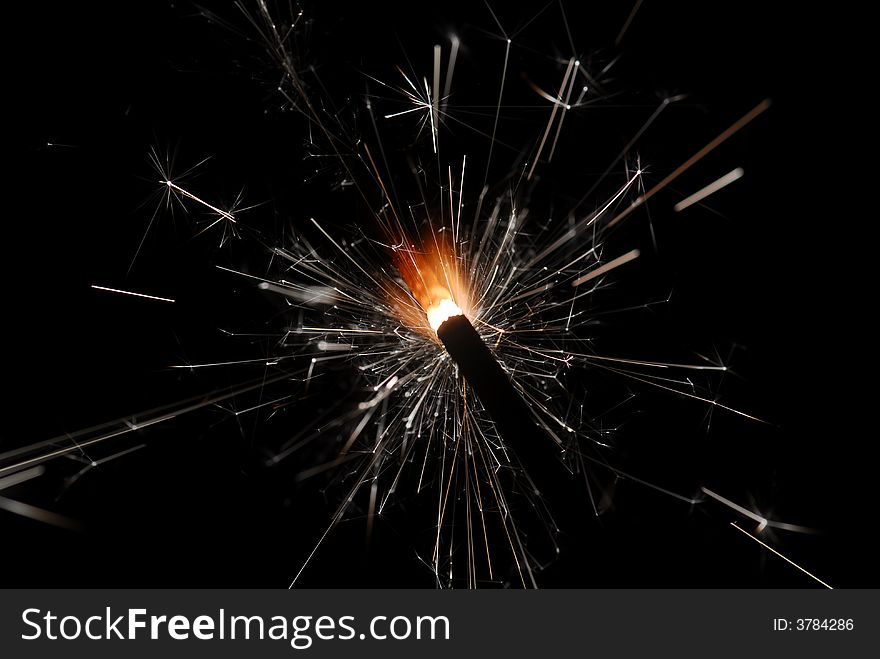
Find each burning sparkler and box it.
[2,0,838,589]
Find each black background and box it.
[2,2,869,587]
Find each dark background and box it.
[2,2,869,587]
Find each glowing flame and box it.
[393,235,468,336]
[426,297,462,332]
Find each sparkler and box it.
[2,1,837,589]
[236,0,793,586]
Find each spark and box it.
[571,249,641,287]
[432,44,442,151]
[615,0,645,46]
[528,57,576,180]
[0,466,46,492]
[440,35,460,117]
[0,496,81,530]
[674,167,745,212]
[90,285,175,303]
[164,178,243,241]
[0,465,81,529]
[730,522,833,589]
[701,487,815,534]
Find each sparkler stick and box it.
[436,314,558,484]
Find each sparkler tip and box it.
[427,298,463,332]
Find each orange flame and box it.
[394,236,466,334]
